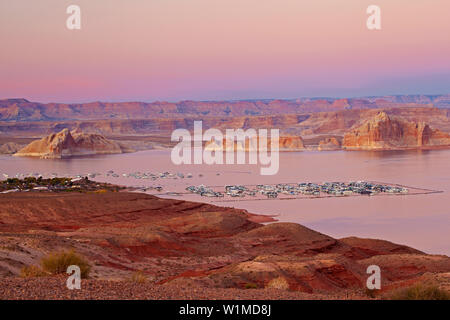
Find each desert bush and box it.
[129,271,148,284]
[388,284,450,300]
[41,249,91,278]
[244,282,258,289]
[20,265,47,278]
[266,277,290,290]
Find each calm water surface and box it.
[1,149,449,255]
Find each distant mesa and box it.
[1,94,449,121]
[1,95,450,154]
[318,137,341,151]
[343,111,450,150]
[14,128,124,158]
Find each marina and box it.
[183,181,442,202]
[0,169,442,200]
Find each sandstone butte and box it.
[0,191,449,299]
[13,128,124,159]
[343,111,450,150]
[318,137,341,151]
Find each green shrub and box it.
[388,284,450,300]
[244,282,258,289]
[41,249,91,279]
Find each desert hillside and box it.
[0,191,448,299]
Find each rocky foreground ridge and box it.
[0,191,448,299]
[14,129,125,158]
[343,112,450,150]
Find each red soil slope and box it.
[0,191,448,299]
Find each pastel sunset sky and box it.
[1,0,449,102]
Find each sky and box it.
[1,0,450,103]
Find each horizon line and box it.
[1,92,449,106]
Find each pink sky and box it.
[1,0,449,102]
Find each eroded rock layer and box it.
[343,112,450,150]
[318,137,341,151]
[14,129,124,158]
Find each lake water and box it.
[1,149,449,255]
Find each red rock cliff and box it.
[343,112,450,150]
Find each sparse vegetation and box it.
[20,265,48,278]
[266,277,290,290]
[92,189,108,194]
[388,284,450,300]
[129,271,148,284]
[0,177,123,193]
[244,282,258,289]
[40,249,91,279]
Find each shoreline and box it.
[3,142,450,157]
